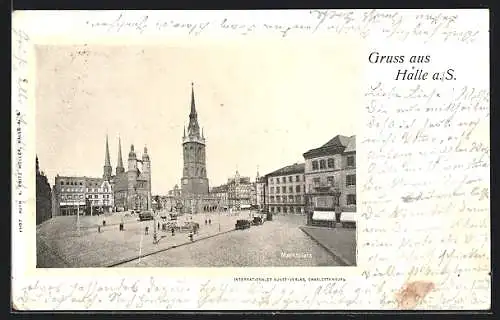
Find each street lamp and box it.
[332,187,342,224]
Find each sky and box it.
[35,40,361,194]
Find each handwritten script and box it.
[11,10,489,310]
[84,10,479,44]
[360,61,490,308]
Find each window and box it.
[288,195,293,202]
[320,159,326,169]
[295,195,301,203]
[327,176,334,186]
[328,158,335,168]
[312,160,318,170]
[347,156,355,167]
[313,178,320,186]
[270,187,274,194]
[296,185,301,193]
[282,177,286,183]
[289,186,293,193]
[283,207,288,213]
[346,174,356,186]
[288,176,293,183]
[60,181,64,185]
[270,196,275,203]
[296,175,300,182]
[347,194,356,205]
[276,196,281,203]
[282,186,286,193]
[271,207,275,213]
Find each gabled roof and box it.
[344,135,356,153]
[265,163,305,178]
[303,134,355,159]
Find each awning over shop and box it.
[312,211,335,221]
[340,212,357,222]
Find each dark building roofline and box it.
[264,163,305,178]
[303,134,356,159]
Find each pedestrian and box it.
[205,219,207,225]
[189,231,194,241]
[171,227,175,236]
[98,225,101,233]
[145,226,149,235]
[209,219,211,225]
[158,222,160,230]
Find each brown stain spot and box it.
[395,281,435,309]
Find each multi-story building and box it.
[227,171,254,209]
[255,171,266,210]
[52,175,114,216]
[36,156,52,224]
[265,163,306,214]
[209,171,255,210]
[303,134,356,212]
[210,184,229,210]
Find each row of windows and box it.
[269,185,304,194]
[59,180,103,187]
[60,187,110,193]
[60,194,84,200]
[311,174,356,187]
[311,156,355,171]
[269,195,303,203]
[269,175,303,184]
[269,206,304,214]
[86,194,111,199]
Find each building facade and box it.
[181,83,209,195]
[303,135,356,212]
[36,156,52,224]
[255,173,266,210]
[227,171,254,209]
[265,163,306,214]
[210,184,229,210]
[52,175,114,216]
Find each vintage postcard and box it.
[12,10,490,310]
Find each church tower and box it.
[116,136,125,175]
[127,144,138,210]
[103,134,112,181]
[181,82,209,195]
[142,145,152,210]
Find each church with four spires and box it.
[103,134,152,212]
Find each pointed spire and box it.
[183,125,186,138]
[103,134,113,180]
[116,135,124,171]
[202,127,204,138]
[105,134,111,166]
[36,155,40,175]
[190,82,197,117]
[187,82,200,137]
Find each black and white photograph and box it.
[35,43,359,268]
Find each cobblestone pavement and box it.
[36,211,257,268]
[119,214,341,267]
[300,226,357,266]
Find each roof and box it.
[303,134,355,159]
[344,135,356,153]
[265,163,305,177]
